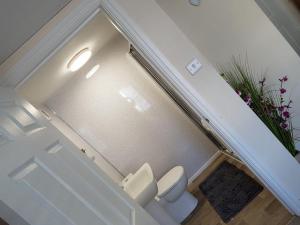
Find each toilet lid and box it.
[157,166,185,197]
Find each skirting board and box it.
[188,151,222,185]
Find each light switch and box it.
[186,58,202,75]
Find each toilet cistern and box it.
[121,163,158,207]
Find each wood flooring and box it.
[0,218,8,225]
[186,153,295,225]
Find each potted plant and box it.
[219,58,298,157]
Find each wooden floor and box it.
[0,218,8,225]
[186,153,294,225]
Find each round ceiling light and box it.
[189,0,201,6]
[67,48,92,72]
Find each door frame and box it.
[0,0,299,215]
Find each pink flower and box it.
[279,76,288,82]
[244,95,252,105]
[283,111,290,118]
[281,123,288,129]
[280,88,286,94]
[278,106,285,112]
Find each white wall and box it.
[155,0,300,149]
[45,110,124,183]
[45,34,218,180]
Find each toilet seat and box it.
[157,166,186,201]
[156,166,198,223]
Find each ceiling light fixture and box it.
[67,48,92,72]
[85,64,100,79]
[189,0,201,6]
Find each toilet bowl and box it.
[156,166,198,223]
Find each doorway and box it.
[1,0,298,223]
[17,12,221,184]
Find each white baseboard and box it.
[188,151,221,185]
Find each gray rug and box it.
[199,161,263,223]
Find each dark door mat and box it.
[199,161,263,223]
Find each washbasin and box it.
[121,163,158,207]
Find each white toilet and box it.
[121,163,198,224]
[156,166,198,223]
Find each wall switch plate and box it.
[186,58,202,75]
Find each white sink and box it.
[122,163,158,207]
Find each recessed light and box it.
[67,48,92,72]
[189,0,201,6]
[85,64,100,79]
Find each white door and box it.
[0,87,158,225]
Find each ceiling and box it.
[0,0,71,65]
[19,12,119,106]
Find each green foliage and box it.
[219,58,297,157]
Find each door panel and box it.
[0,87,158,225]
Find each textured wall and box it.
[46,34,218,180]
